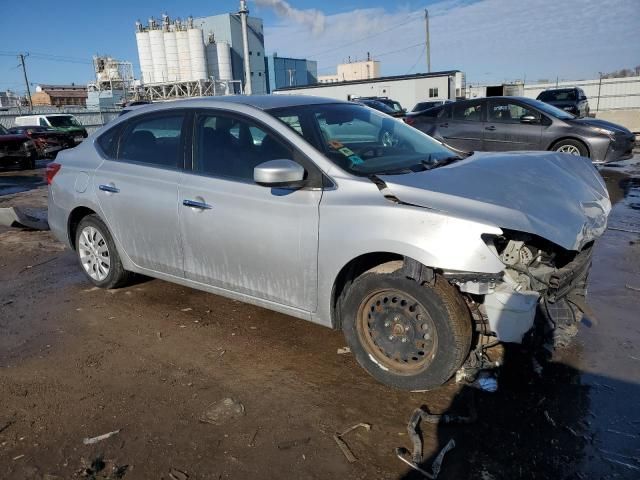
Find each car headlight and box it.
[590,126,616,138]
[563,106,574,111]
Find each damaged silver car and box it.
[47,96,610,390]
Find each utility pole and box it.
[239,0,252,95]
[18,53,32,110]
[424,9,431,73]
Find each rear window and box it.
[537,89,576,102]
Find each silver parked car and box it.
[47,96,611,390]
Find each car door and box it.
[483,99,544,151]
[93,110,186,277]
[179,109,322,311]
[439,100,485,151]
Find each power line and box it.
[406,43,427,75]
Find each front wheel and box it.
[340,272,472,391]
[75,214,131,289]
[553,139,589,158]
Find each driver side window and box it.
[194,113,293,182]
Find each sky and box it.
[0,0,638,94]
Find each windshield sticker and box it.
[348,155,364,165]
[328,140,344,150]
[338,147,355,157]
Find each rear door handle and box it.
[183,199,212,210]
[99,184,120,193]
[439,123,449,127]
[485,125,496,131]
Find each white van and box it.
[14,114,88,144]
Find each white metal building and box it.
[275,71,465,111]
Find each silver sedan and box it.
[47,95,610,390]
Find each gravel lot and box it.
[1,156,639,479]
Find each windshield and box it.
[47,115,81,127]
[268,103,459,176]
[525,98,575,120]
[0,125,7,135]
[538,89,576,102]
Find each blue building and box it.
[265,55,318,93]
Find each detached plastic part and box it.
[0,207,49,230]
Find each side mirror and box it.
[254,159,306,187]
[520,115,537,124]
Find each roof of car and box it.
[160,95,348,110]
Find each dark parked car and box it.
[411,99,452,113]
[537,87,590,117]
[0,124,37,169]
[406,96,634,163]
[353,96,405,117]
[9,125,74,158]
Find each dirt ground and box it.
[1,156,639,479]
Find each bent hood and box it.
[379,151,611,251]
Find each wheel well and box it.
[331,252,405,329]
[67,206,96,249]
[548,137,590,157]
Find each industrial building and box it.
[276,70,465,112]
[86,56,134,108]
[31,84,87,107]
[134,3,265,100]
[0,90,20,109]
[265,55,317,93]
[319,58,380,84]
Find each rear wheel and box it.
[340,271,472,391]
[75,214,131,289]
[553,139,589,158]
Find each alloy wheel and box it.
[78,226,111,281]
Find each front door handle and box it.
[485,125,497,131]
[183,199,212,210]
[439,122,449,128]
[99,184,120,193]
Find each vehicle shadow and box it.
[398,344,640,479]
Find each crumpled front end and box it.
[446,230,596,347]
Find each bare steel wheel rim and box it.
[356,289,438,375]
[556,144,581,155]
[78,226,110,281]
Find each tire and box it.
[552,139,589,158]
[75,214,131,289]
[340,272,472,391]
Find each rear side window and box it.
[452,102,483,121]
[419,107,443,118]
[39,118,48,127]
[97,126,120,159]
[119,113,185,169]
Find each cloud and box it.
[255,0,325,35]
[262,0,639,83]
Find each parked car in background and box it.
[49,95,610,391]
[411,99,452,113]
[354,98,405,118]
[353,96,405,117]
[537,87,590,117]
[0,124,37,169]
[407,96,634,163]
[9,125,74,158]
[14,114,88,145]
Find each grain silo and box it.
[164,28,179,82]
[205,35,220,80]
[187,18,207,81]
[175,23,192,82]
[216,41,233,81]
[148,19,167,83]
[135,21,154,84]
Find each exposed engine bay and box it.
[446,230,593,349]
